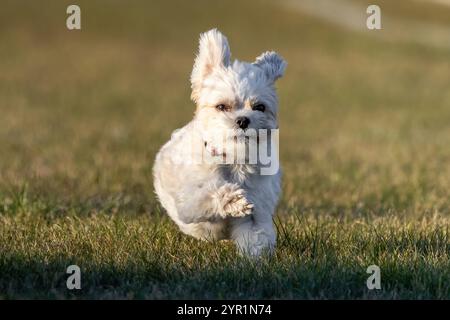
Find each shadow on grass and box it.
[1,249,449,299]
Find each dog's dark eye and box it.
[216,104,229,112]
[252,103,266,112]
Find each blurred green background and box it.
[0,0,450,299]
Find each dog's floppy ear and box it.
[253,51,286,82]
[191,29,231,103]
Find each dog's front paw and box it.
[214,183,254,218]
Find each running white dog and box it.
[153,29,286,256]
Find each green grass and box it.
[0,0,450,299]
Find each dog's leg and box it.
[176,182,253,224]
[230,215,276,257]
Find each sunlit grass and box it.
[0,0,449,298]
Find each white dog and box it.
[153,29,286,256]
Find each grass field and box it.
[1,0,450,299]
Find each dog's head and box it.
[190,29,286,157]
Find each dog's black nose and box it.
[236,116,250,129]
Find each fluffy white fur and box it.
[153,29,286,256]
